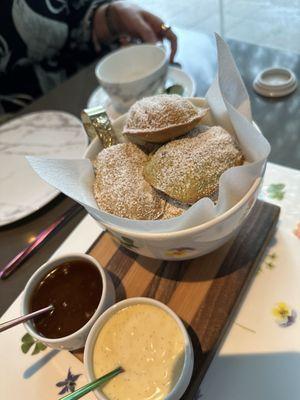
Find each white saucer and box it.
[0,111,88,226]
[87,66,196,120]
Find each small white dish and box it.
[21,253,115,351]
[253,67,297,97]
[0,111,88,227]
[84,297,194,400]
[87,66,196,121]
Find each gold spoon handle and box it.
[81,106,117,148]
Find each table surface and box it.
[1,162,299,400]
[1,28,300,316]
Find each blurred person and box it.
[0,0,177,114]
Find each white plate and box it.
[0,111,88,226]
[87,66,197,120]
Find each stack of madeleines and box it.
[93,94,244,220]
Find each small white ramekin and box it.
[21,253,115,351]
[84,297,194,400]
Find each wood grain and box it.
[75,200,280,399]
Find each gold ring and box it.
[160,23,171,34]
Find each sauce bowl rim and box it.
[84,296,194,400]
[21,253,108,344]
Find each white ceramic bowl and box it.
[84,97,262,260]
[84,297,194,400]
[21,253,115,350]
[95,44,168,113]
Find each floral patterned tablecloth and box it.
[1,162,299,399]
[200,162,300,400]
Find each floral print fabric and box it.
[200,163,300,400]
[0,0,108,113]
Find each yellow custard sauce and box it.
[93,304,185,400]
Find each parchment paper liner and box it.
[28,35,270,233]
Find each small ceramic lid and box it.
[253,67,297,97]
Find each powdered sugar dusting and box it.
[124,94,206,133]
[144,126,244,204]
[161,195,189,219]
[93,143,165,220]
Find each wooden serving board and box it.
[74,200,280,399]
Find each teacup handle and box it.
[155,41,181,67]
[155,41,166,50]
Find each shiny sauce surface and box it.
[93,304,185,400]
[30,260,102,338]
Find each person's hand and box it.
[93,1,177,62]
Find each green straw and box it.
[59,367,123,400]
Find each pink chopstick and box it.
[0,204,82,279]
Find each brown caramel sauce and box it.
[29,260,102,338]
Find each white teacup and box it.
[95,44,168,113]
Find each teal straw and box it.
[59,367,123,400]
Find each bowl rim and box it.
[84,297,194,400]
[21,253,109,344]
[95,44,168,85]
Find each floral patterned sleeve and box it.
[64,0,109,58]
[0,0,110,114]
